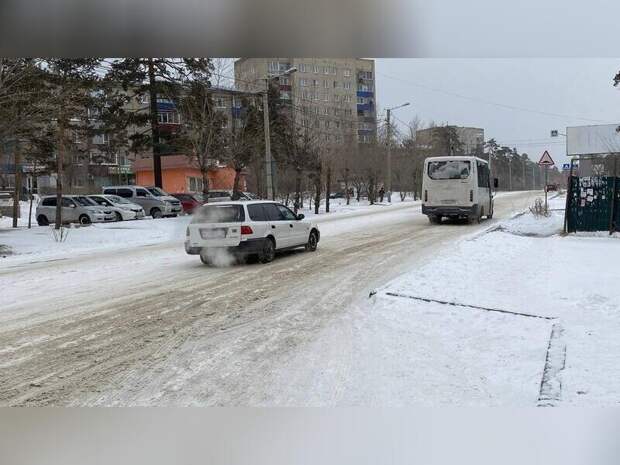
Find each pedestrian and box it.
[379,186,385,203]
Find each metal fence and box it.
[566,176,619,233]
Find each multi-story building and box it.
[234,58,377,145]
[416,126,485,156]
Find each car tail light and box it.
[240,225,253,235]
[424,190,428,202]
[470,190,473,201]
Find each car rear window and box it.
[42,197,56,206]
[192,204,245,223]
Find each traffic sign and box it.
[562,163,571,171]
[538,150,555,166]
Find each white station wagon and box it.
[185,200,320,265]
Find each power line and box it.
[376,71,613,124]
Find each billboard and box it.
[566,124,620,156]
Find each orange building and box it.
[133,155,246,194]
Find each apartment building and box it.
[234,58,377,145]
[416,126,485,156]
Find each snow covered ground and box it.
[369,195,620,406]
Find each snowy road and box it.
[0,192,541,406]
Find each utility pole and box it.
[532,164,536,190]
[386,108,392,203]
[522,158,526,190]
[508,158,512,191]
[12,142,21,228]
[262,81,274,200]
[148,59,163,188]
[385,102,410,203]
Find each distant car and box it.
[102,185,181,218]
[36,195,115,226]
[185,200,320,265]
[329,192,345,199]
[171,193,202,214]
[546,184,558,192]
[88,194,145,221]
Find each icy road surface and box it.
[0,192,541,406]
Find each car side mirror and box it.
[297,213,305,220]
[493,178,499,188]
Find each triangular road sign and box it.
[538,150,555,166]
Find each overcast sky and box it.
[375,59,620,165]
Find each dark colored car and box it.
[546,184,558,192]
[171,193,202,214]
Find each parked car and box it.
[546,183,558,192]
[329,192,345,199]
[36,195,115,226]
[185,200,320,265]
[101,185,182,218]
[144,186,184,214]
[88,194,145,221]
[205,190,257,203]
[171,193,202,214]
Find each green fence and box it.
[566,176,619,233]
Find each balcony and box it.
[356,90,374,98]
[356,103,374,112]
[156,101,176,112]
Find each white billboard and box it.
[566,124,620,156]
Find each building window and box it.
[323,66,330,75]
[300,78,309,87]
[357,96,365,104]
[345,109,352,116]
[93,133,110,145]
[312,92,319,101]
[344,68,351,77]
[359,83,372,92]
[343,81,352,90]
[279,76,290,85]
[343,95,352,103]
[158,111,180,124]
[313,119,320,128]
[188,176,204,193]
[333,80,339,89]
[313,65,320,74]
[322,107,329,115]
[323,79,330,89]
[331,67,337,75]
[298,63,308,73]
[312,79,319,87]
[280,91,291,100]
[214,97,226,108]
[323,93,329,102]
[359,71,373,80]
[325,120,331,129]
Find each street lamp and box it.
[262,67,297,200]
[386,102,410,202]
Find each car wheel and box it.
[79,214,91,225]
[259,238,276,263]
[305,230,318,252]
[37,215,49,226]
[114,211,123,222]
[428,215,441,224]
[150,207,162,219]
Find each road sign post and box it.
[538,150,555,212]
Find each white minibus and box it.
[421,156,497,224]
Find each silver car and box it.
[36,195,115,226]
[102,185,181,218]
[88,194,145,221]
